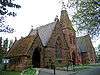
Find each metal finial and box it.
[55,15,58,19]
[31,25,33,28]
[15,37,17,41]
[54,15,59,22]
[62,2,66,10]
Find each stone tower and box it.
[59,8,81,64]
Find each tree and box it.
[0,49,3,63]
[0,0,21,16]
[3,38,8,51]
[0,37,4,63]
[0,38,10,64]
[0,37,2,50]
[9,39,13,49]
[0,16,14,33]
[98,44,100,51]
[0,0,21,33]
[96,44,100,62]
[71,0,100,37]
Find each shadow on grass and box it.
[0,71,21,75]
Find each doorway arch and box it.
[32,47,41,68]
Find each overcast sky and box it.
[0,0,61,38]
[0,0,99,48]
[0,0,73,39]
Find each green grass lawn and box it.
[0,71,21,75]
[0,68,37,75]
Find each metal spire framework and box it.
[62,2,66,10]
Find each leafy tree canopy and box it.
[67,0,100,37]
[98,44,100,51]
[0,0,21,16]
[0,0,21,33]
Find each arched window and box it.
[55,37,62,59]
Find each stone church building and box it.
[76,35,96,64]
[6,9,96,71]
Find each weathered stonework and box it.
[76,35,96,64]
[6,9,96,71]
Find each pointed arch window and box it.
[55,37,62,59]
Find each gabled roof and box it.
[28,28,37,36]
[6,35,37,57]
[29,22,57,46]
[38,22,56,46]
[76,35,94,53]
[28,10,76,46]
[76,36,87,52]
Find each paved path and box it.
[38,68,75,75]
[75,67,100,75]
[39,71,52,75]
[38,66,100,75]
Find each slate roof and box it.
[76,35,94,53]
[29,22,57,46]
[28,28,37,36]
[6,35,37,57]
[6,22,56,57]
[38,22,56,46]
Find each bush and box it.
[0,64,5,71]
[21,67,37,75]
